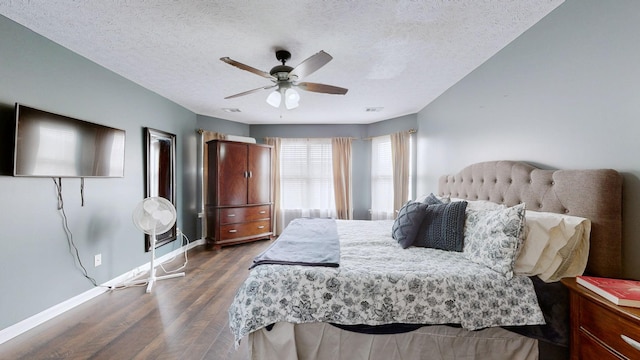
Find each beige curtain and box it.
[390,131,410,216]
[331,137,353,220]
[264,137,282,235]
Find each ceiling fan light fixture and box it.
[266,90,281,108]
[285,88,300,109]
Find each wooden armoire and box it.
[205,140,273,249]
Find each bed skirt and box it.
[248,322,538,360]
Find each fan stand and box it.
[130,230,185,293]
[146,230,185,293]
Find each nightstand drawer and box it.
[580,296,640,358]
[578,331,623,359]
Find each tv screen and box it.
[11,103,126,177]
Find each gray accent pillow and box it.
[417,193,451,205]
[423,193,444,205]
[414,201,468,251]
[392,201,429,249]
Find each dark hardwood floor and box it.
[0,239,273,360]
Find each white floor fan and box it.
[132,196,185,293]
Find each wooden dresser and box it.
[205,140,273,249]
[562,277,640,359]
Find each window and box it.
[370,133,414,220]
[279,138,335,227]
[370,135,394,220]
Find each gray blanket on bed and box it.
[250,218,340,268]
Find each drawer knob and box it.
[228,229,237,233]
[258,225,265,229]
[227,214,236,217]
[622,335,640,351]
[259,211,266,214]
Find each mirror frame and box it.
[145,127,177,251]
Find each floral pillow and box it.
[392,201,429,249]
[463,203,526,278]
[423,193,444,205]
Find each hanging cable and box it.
[80,177,85,207]
[55,177,63,210]
[106,229,189,291]
[159,229,190,274]
[52,178,97,287]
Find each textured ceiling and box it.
[0,1,563,124]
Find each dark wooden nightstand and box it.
[562,277,640,359]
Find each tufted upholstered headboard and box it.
[438,161,623,278]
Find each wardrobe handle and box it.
[259,211,266,214]
[257,225,265,229]
[228,229,237,233]
[622,335,640,351]
[227,214,236,217]
[248,171,253,178]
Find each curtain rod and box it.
[361,128,417,141]
[263,129,417,141]
[203,128,417,138]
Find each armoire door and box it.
[247,145,272,205]
[217,141,248,206]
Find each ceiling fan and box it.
[220,50,348,110]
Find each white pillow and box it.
[514,211,591,282]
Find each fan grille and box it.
[132,197,176,235]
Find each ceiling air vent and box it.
[365,107,383,112]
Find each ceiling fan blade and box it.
[224,85,277,99]
[297,82,348,95]
[289,50,333,80]
[220,57,274,79]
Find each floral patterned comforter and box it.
[229,220,545,345]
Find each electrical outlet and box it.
[94,254,102,267]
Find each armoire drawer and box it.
[219,220,271,240]
[219,205,271,225]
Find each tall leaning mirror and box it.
[145,127,177,251]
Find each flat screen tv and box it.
[9,103,126,177]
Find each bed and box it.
[229,161,623,359]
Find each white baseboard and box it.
[0,238,205,345]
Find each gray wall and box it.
[249,115,417,220]
[416,0,640,279]
[0,15,198,329]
